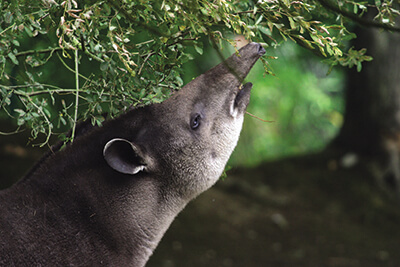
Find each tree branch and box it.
[13,47,104,63]
[317,0,400,32]
[0,84,112,98]
[15,47,63,57]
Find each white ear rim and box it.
[103,138,146,175]
[103,138,129,154]
[130,165,145,175]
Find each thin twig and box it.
[15,47,63,57]
[138,52,156,75]
[0,127,25,136]
[71,49,80,142]
[1,83,72,90]
[0,23,16,36]
[246,111,275,123]
[10,46,104,63]
[0,84,97,99]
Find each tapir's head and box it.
[104,42,265,201]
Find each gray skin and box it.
[0,42,265,266]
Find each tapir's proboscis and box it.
[0,42,265,266]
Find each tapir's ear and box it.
[103,138,146,175]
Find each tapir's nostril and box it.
[257,44,266,56]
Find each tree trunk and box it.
[333,21,400,197]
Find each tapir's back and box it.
[0,135,114,265]
[0,185,50,265]
[0,172,115,266]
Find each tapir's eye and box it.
[190,114,202,130]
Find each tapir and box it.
[0,42,265,266]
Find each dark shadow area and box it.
[0,120,48,189]
[148,150,400,267]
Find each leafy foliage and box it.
[0,0,398,145]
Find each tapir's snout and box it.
[255,43,265,56]
[223,42,266,82]
[238,42,266,56]
[257,43,267,55]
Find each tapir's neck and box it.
[95,178,185,266]
[17,130,185,266]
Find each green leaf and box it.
[12,40,20,46]
[288,17,296,29]
[59,116,67,126]
[17,118,25,126]
[14,109,25,115]
[7,52,19,65]
[194,44,203,55]
[100,62,108,71]
[24,25,34,37]
[4,11,13,24]
[357,61,362,72]
[43,107,51,118]
[4,96,11,106]
[175,76,183,87]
